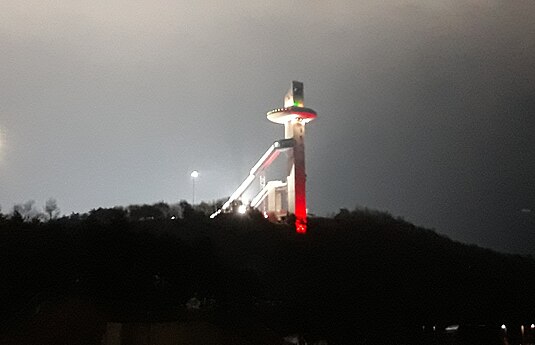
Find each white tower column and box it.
[267,81,317,233]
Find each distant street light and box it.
[190,170,199,204]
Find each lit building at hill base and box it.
[211,81,316,233]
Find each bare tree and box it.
[44,198,60,220]
[13,200,43,222]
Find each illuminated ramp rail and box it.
[210,139,294,219]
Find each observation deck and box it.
[267,106,317,124]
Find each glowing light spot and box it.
[445,325,459,332]
[238,204,246,214]
[295,219,307,234]
[501,324,506,330]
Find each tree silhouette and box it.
[44,198,60,220]
[13,200,43,222]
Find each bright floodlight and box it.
[501,324,506,330]
[238,204,247,214]
[190,170,199,178]
[531,324,535,329]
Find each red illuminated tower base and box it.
[267,81,317,233]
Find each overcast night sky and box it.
[1,1,534,254]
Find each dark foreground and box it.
[2,296,531,345]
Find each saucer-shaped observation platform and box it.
[267,106,317,124]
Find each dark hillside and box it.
[1,206,533,344]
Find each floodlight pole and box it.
[190,170,199,204]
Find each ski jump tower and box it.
[211,81,317,233]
